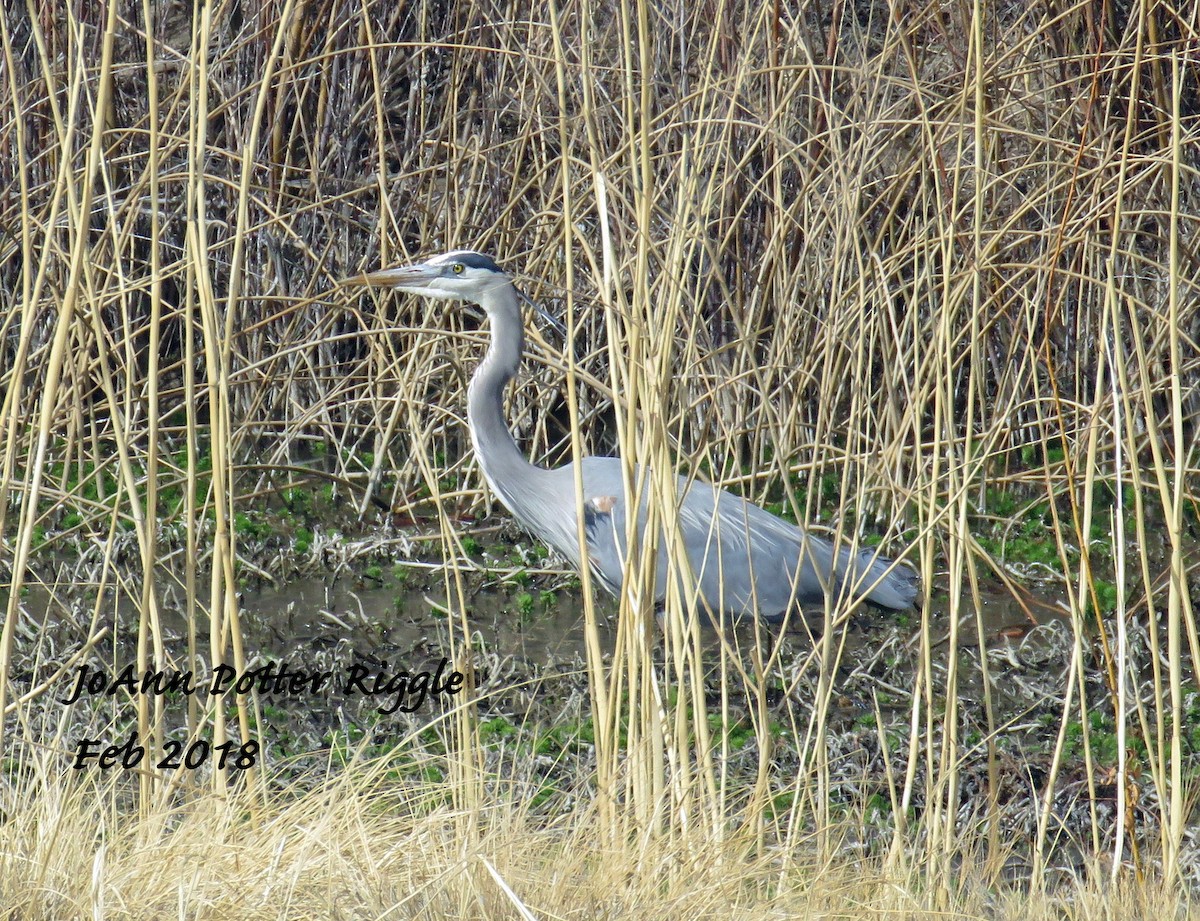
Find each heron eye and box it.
[451,263,464,275]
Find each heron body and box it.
[356,250,919,621]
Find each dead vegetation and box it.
[1,0,1199,916]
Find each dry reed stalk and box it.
[0,0,1198,901]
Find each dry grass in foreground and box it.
[2,0,1200,913]
[0,761,1189,921]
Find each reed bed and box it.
[1,0,1199,915]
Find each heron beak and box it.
[341,262,438,291]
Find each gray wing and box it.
[541,457,917,620]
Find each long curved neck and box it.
[467,284,545,520]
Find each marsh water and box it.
[217,573,1056,654]
[14,541,1168,880]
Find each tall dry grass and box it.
[1,0,1199,915]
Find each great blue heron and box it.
[353,249,919,620]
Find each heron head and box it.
[347,250,509,304]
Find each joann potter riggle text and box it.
[62,659,466,716]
